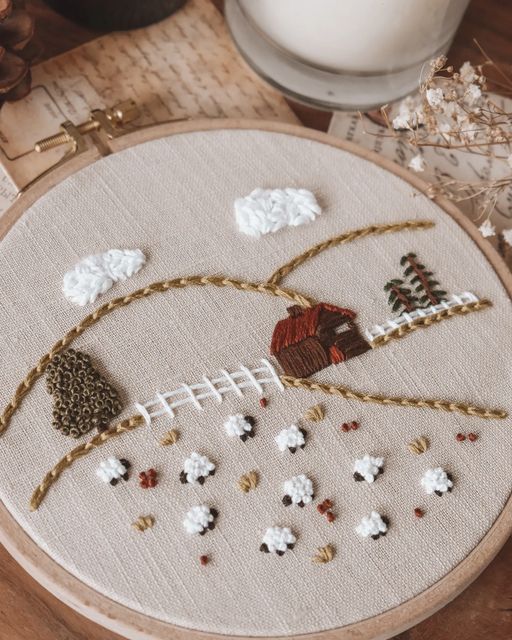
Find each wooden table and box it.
[1,1,511,639]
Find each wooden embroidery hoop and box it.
[0,119,511,640]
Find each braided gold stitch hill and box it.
[30,415,144,511]
[280,377,507,420]
[267,219,434,286]
[0,216,505,511]
[0,220,431,439]
[0,276,314,437]
[370,299,493,347]
[30,371,507,510]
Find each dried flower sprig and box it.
[372,44,512,249]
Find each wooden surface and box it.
[0,1,511,639]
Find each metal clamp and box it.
[17,100,141,194]
[34,100,140,154]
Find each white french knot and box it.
[421,467,453,495]
[183,505,214,535]
[183,452,215,483]
[283,474,314,505]
[62,249,146,306]
[224,414,252,437]
[355,511,388,538]
[234,188,321,238]
[353,454,384,483]
[275,424,305,452]
[96,457,127,483]
[261,526,296,553]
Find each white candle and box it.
[238,0,470,73]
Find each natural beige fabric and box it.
[0,130,510,636]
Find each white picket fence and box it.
[364,291,480,344]
[135,292,481,425]
[135,359,284,426]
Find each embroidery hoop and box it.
[0,119,511,640]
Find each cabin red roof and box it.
[270,303,356,354]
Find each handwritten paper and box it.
[0,0,297,214]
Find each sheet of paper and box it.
[0,0,297,213]
[329,98,512,241]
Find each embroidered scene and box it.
[0,206,506,575]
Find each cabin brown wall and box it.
[275,336,329,378]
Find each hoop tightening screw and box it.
[34,100,140,152]
[35,120,100,152]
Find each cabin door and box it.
[334,322,370,360]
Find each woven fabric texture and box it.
[0,129,510,636]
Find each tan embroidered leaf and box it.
[160,428,179,446]
[304,404,325,422]
[312,544,335,564]
[132,515,155,532]
[238,470,258,493]
[408,436,429,455]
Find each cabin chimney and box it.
[287,305,305,318]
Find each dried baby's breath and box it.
[373,43,512,250]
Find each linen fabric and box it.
[0,129,510,636]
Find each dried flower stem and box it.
[373,45,512,234]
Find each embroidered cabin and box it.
[270,303,370,378]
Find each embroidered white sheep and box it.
[96,457,130,485]
[235,188,321,238]
[63,249,146,306]
[353,454,385,483]
[356,511,389,539]
[223,414,256,441]
[260,526,296,555]
[183,505,218,535]
[421,467,453,496]
[180,452,216,485]
[275,424,307,453]
[282,474,314,507]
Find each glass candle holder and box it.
[225,0,471,110]
[44,0,186,30]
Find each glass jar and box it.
[44,0,186,30]
[225,0,471,110]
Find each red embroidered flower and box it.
[317,498,333,514]
[317,499,335,522]
[139,468,158,488]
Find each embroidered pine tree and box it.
[400,253,447,307]
[384,278,419,314]
[46,348,122,438]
